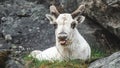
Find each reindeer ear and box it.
[46,14,56,24]
[74,15,85,24]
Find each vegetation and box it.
[23,49,108,68]
[24,58,88,68]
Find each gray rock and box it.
[6,59,25,68]
[0,44,3,47]
[103,0,120,5]
[5,34,12,41]
[59,0,78,13]
[0,0,54,51]
[26,0,45,4]
[89,51,120,68]
[79,0,120,39]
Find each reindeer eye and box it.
[53,24,57,29]
[71,22,76,29]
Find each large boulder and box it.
[79,0,120,39]
[89,51,120,68]
[0,0,55,51]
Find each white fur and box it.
[30,14,91,61]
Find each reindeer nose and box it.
[58,32,67,40]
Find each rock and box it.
[0,0,55,51]
[0,49,25,68]
[81,0,120,39]
[58,0,78,13]
[5,34,12,41]
[26,0,45,4]
[103,0,120,6]
[89,51,120,68]
[0,44,3,47]
[0,0,9,2]
[5,59,25,68]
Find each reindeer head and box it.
[46,5,85,46]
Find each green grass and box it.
[24,57,89,68]
[23,49,107,68]
[91,49,107,59]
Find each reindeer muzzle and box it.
[58,32,68,45]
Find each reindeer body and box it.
[32,27,90,61]
[30,5,91,61]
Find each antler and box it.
[71,5,85,18]
[50,5,60,17]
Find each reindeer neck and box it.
[72,28,87,44]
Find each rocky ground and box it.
[0,0,120,68]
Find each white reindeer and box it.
[30,5,91,61]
